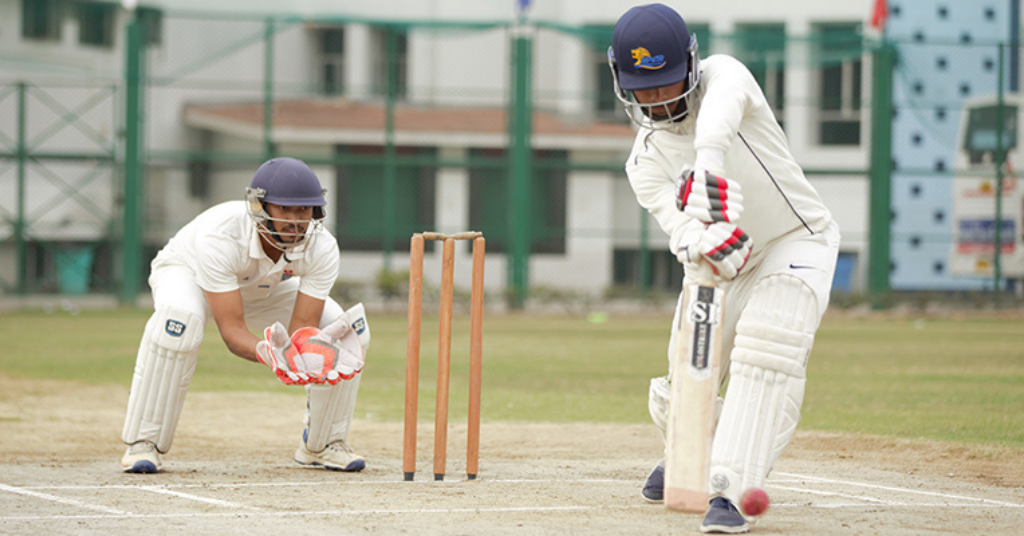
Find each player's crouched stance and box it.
[610,4,839,533]
[120,157,370,474]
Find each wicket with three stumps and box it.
[403,231,485,481]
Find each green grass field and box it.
[1,308,1022,449]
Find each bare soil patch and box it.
[1,375,1021,535]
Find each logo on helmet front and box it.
[631,47,666,70]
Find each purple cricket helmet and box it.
[244,157,327,252]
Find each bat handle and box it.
[689,260,717,287]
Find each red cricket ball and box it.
[739,487,770,517]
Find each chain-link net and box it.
[1,7,1019,304]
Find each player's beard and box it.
[275,221,307,243]
[646,94,688,122]
[262,218,310,247]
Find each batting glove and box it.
[676,169,744,223]
[256,322,310,385]
[676,222,753,281]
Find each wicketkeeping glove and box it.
[676,222,753,280]
[289,317,365,385]
[676,169,744,223]
[256,322,310,385]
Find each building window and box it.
[22,0,61,41]
[334,145,436,251]
[612,248,683,293]
[78,1,116,48]
[814,23,863,146]
[468,148,567,254]
[321,27,346,96]
[595,48,619,118]
[581,25,619,119]
[735,24,786,126]
[187,159,211,198]
[139,7,164,46]
[371,26,408,100]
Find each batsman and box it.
[120,157,370,474]
[609,4,840,533]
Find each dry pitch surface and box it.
[1,376,1022,535]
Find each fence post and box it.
[383,25,399,270]
[262,17,275,161]
[868,40,894,306]
[993,43,1006,297]
[121,9,146,305]
[15,82,27,294]
[507,21,533,309]
[639,206,650,293]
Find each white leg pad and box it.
[649,376,672,442]
[709,274,821,502]
[302,303,369,451]
[304,373,362,452]
[122,305,203,453]
[649,376,723,445]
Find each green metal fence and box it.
[1,8,1020,307]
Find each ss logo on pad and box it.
[165,320,186,337]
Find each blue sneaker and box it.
[295,439,365,472]
[641,460,664,503]
[120,441,162,474]
[700,497,749,534]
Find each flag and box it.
[871,0,888,30]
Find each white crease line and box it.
[139,486,260,510]
[20,478,632,491]
[769,484,889,504]
[797,502,1020,509]
[0,504,643,521]
[0,483,127,515]
[774,472,1023,507]
[1,501,1017,522]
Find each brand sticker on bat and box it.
[685,285,720,381]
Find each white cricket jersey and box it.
[625,54,833,262]
[150,201,340,300]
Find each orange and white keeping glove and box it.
[289,317,365,385]
[256,322,311,385]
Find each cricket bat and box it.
[664,262,724,513]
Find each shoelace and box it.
[326,441,354,454]
[129,442,156,455]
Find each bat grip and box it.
[689,259,716,287]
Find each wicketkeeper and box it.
[120,157,370,474]
[609,4,841,533]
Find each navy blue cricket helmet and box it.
[608,3,701,127]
